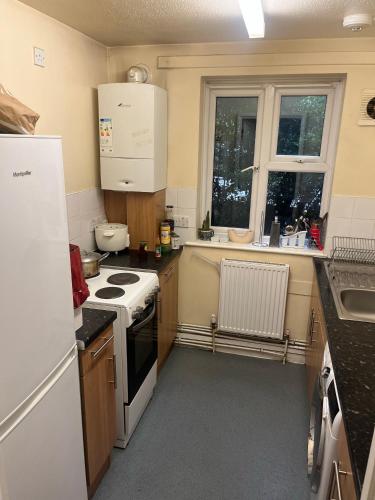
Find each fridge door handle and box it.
[0,344,78,444]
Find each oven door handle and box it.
[132,302,156,332]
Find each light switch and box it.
[33,47,46,67]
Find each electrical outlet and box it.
[174,215,190,228]
[33,47,45,67]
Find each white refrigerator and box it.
[0,135,87,500]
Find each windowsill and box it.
[184,239,325,258]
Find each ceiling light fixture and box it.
[238,0,265,39]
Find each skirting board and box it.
[176,323,307,365]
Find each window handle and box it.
[294,159,304,164]
[241,165,260,173]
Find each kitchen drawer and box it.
[79,325,114,377]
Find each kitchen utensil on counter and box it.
[253,210,268,247]
[80,250,109,279]
[95,223,130,252]
[228,229,254,244]
[280,230,307,248]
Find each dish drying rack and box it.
[328,236,375,284]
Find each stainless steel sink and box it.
[324,261,375,323]
[340,288,375,322]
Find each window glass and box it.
[211,96,258,228]
[264,172,324,234]
[276,95,327,156]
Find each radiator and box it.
[218,259,289,340]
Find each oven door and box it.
[126,298,157,404]
[308,375,329,494]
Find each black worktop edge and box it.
[75,308,117,350]
[313,257,375,497]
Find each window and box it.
[212,96,258,228]
[264,172,324,234]
[276,95,327,156]
[201,79,343,239]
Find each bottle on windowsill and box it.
[269,216,280,247]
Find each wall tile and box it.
[66,192,80,219]
[66,188,106,251]
[329,196,355,219]
[326,195,375,253]
[67,217,81,241]
[166,188,178,207]
[177,227,197,244]
[80,188,103,216]
[352,197,375,220]
[327,217,351,237]
[80,232,96,252]
[350,219,375,238]
[177,188,197,209]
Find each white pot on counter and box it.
[95,223,130,252]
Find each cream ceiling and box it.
[19,0,375,46]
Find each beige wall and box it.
[108,38,375,196]
[1,0,108,193]
[179,246,314,342]
[108,38,375,341]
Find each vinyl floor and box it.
[94,346,310,500]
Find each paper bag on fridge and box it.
[0,84,40,134]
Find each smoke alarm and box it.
[343,13,372,31]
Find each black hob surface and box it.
[95,287,125,299]
[107,272,140,286]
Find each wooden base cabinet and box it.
[79,325,117,498]
[306,269,327,404]
[329,422,357,499]
[157,258,179,371]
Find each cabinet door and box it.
[166,262,178,346]
[306,271,326,404]
[329,423,357,499]
[158,260,179,371]
[80,330,116,494]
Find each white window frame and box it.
[200,86,265,232]
[200,78,345,240]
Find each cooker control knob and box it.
[145,295,154,305]
[132,306,144,320]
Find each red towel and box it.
[69,244,90,308]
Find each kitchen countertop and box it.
[75,308,117,350]
[314,258,375,497]
[100,248,182,273]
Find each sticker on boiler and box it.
[99,118,113,148]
